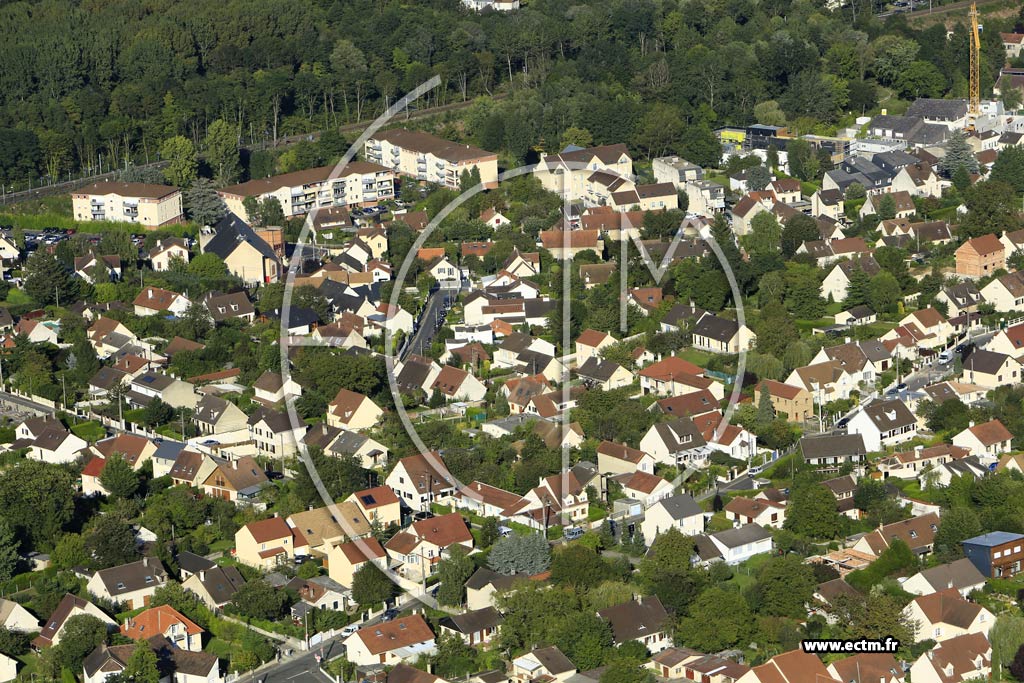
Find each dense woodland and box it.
[1,0,1023,189]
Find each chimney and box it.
[845,337,851,344]
[143,556,149,567]
[232,459,238,469]
[969,421,975,428]
[148,288,153,299]
[199,570,206,582]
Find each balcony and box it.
[368,143,381,151]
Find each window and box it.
[995,551,1003,559]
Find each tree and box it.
[933,507,982,562]
[601,661,655,683]
[750,555,817,617]
[550,545,613,589]
[488,533,551,576]
[0,522,17,582]
[124,641,161,683]
[351,563,397,608]
[747,213,782,258]
[757,384,775,424]
[781,214,820,258]
[160,136,198,187]
[784,482,843,539]
[479,518,499,548]
[828,591,914,647]
[230,579,289,620]
[204,119,240,185]
[436,545,476,607]
[845,183,866,201]
[867,272,901,315]
[99,453,141,499]
[897,61,946,99]
[991,146,1024,194]
[679,588,753,651]
[845,266,872,308]
[52,614,107,671]
[85,511,140,567]
[961,180,1022,238]
[184,177,227,225]
[0,460,76,551]
[939,130,979,177]
[142,398,175,427]
[551,613,613,671]
[1011,643,1024,682]
[747,165,771,192]
[24,251,80,306]
[0,627,28,658]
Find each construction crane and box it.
[968,2,982,130]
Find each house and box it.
[613,471,675,508]
[121,605,203,652]
[200,455,269,504]
[980,271,1024,312]
[74,254,122,283]
[0,598,38,632]
[235,516,305,570]
[876,444,970,480]
[692,314,756,353]
[503,248,541,278]
[71,181,183,227]
[846,399,917,451]
[952,419,1014,458]
[785,360,859,403]
[922,455,989,489]
[609,183,679,212]
[201,213,281,284]
[826,654,904,683]
[180,565,246,609]
[961,531,1024,578]
[508,471,589,528]
[985,322,1024,358]
[192,394,248,436]
[735,649,842,683]
[859,191,916,219]
[167,449,217,487]
[538,229,603,260]
[639,356,719,399]
[908,632,990,683]
[149,238,190,271]
[937,282,984,317]
[203,290,255,323]
[509,645,577,683]
[1003,32,1024,58]
[82,635,221,683]
[647,648,750,683]
[22,424,88,465]
[287,503,371,556]
[132,287,190,317]
[640,494,705,540]
[217,163,395,220]
[597,596,671,653]
[86,558,169,610]
[903,588,993,643]
[811,579,863,621]
[811,189,845,221]
[322,389,382,433]
[820,256,881,303]
[753,380,813,422]
[724,497,786,529]
[702,524,774,565]
[430,365,487,402]
[437,607,503,646]
[365,128,498,190]
[426,256,459,282]
[852,512,940,559]
[902,558,987,597]
[33,594,116,649]
[247,408,307,459]
[769,178,801,204]
[576,357,634,390]
[343,614,437,666]
[575,329,616,365]
[385,453,456,511]
[0,653,12,683]
[597,441,657,476]
[956,233,1005,278]
[11,318,58,345]
[639,418,709,467]
[326,538,388,588]
[127,371,198,410]
[729,194,772,236]
[963,349,1021,389]
[536,143,633,203]
[892,162,941,197]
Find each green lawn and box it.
[71,420,107,443]
[1,288,32,307]
[676,348,715,366]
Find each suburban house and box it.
[32,594,116,649]
[385,453,457,511]
[852,513,941,559]
[902,558,987,597]
[876,444,970,480]
[192,394,248,436]
[199,455,269,504]
[0,598,38,632]
[234,516,306,570]
[82,636,221,683]
[952,419,1014,457]
[597,596,671,653]
[536,143,633,202]
[180,566,246,610]
[753,380,813,422]
[961,531,1024,578]
[133,286,191,317]
[149,238,190,271]
[71,181,183,227]
[963,350,1021,389]
[640,494,705,540]
[575,329,616,365]
[691,314,756,354]
[597,440,657,475]
[86,558,169,610]
[955,233,1005,278]
[640,418,710,467]
[509,645,577,683]
[820,256,882,303]
[902,588,993,642]
[909,633,990,683]
[702,525,774,565]
[202,213,281,284]
[826,654,904,683]
[342,614,437,666]
[346,486,402,528]
[724,497,786,529]
[735,649,842,683]
[326,538,388,588]
[253,370,302,406]
[120,605,204,652]
[846,399,917,451]
[437,607,503,647]
[384,513,473,581]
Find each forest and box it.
[0,0,1021,191]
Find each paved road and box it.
[402,287,454,360]
[0,390,55,416]
[261,640,341,683]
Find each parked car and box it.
[564,527,584,541]
[341,624,359,637]
[381,608,399,622]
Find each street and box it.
[260,639,341,683]
[402,287,454,360]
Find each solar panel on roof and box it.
[361,494,376,505]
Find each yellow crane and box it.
[968,2,981,129]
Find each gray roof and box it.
[328,430,371,456]
[192,565,245,605]
[964,349,1011,374]
[906,98,968,121]
[861,399,916,430]
[438,606,504,635]
[576,356,626,383]
[801,433,867,461]
[206,212,278,262]
[914,558,986,592]
[693,313,739,343]
[711,523,772,548]
[175,551,215,576]
[93,558,168,596]
[655,493,703,520]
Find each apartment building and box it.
[218,163,395,222]
[536,144,634,202]
[71,182,183,227]
[365,129,498,190]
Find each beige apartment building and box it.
[536,144,634,202]
[218,163,395,221]
[364,129,498,190]
[72,182,183,227]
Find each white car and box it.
[341,624,359,637]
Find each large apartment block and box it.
[218,163,395,222]
[364,129,498,190]
[72,182,184,228]
[536,144,634,203]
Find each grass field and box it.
[70,421,107,442]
